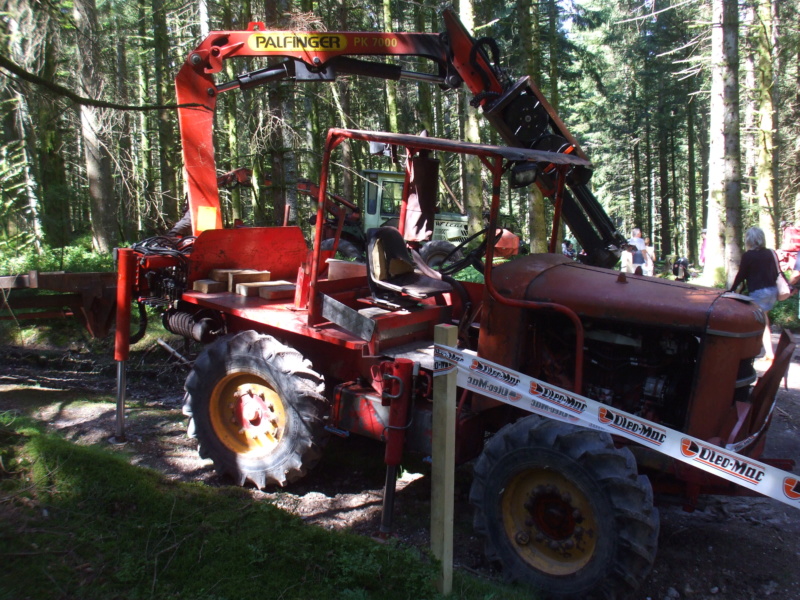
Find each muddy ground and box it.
[1,334,799,600]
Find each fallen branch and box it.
[0,55,210,112]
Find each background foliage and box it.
[0,0,798,276]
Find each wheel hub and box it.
[502,469,598,575]
[234,389,281,439]
[523,485,585,554]
[209,374,286,455]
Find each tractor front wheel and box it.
[470,416,659,600]
[183,331,328,488]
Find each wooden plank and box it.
[327,259,367,280]
[208,268,242,283]
[228,270,271,291]
[257,281,296,300]
[235,282,271,297]
[431,324,457,596]
[192,279,227,293]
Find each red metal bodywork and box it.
[110,122,794,509]
[187,227,309,285]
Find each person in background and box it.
[643,237,655,276]
[620,244,635,273]
[629,228,645,252]
[699,229,707,268]
[562,239,576,259]
[628,228,646,271]
[729,227,781,363]
[167,200,192,238]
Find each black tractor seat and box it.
[366,226,452,302]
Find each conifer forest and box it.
[1,0,798,284]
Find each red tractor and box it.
[111,11,795,600]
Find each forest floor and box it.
[0,330,799,600]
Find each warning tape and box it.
[433,344,800,510]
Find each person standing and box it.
[643,237,655,276]
[620,244,635,273]
[628,228,646,272]
[699,229,707,268]
[562,239,576,259]
[729,227,783,362]
[629,227,645,251]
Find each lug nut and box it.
[515,531,530,546]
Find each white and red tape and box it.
[433,344,800,509]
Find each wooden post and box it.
[431,324,457,595]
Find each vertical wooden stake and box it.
[431,324,457,595]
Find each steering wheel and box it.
[437,227,503,276]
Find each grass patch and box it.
[0,412,532,600]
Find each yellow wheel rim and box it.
[209,372,286,457]
[501,468,599,576]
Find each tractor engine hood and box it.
[490,254,764,337]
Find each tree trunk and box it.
[138,0,157,234]
[198,0,210,38]
[37,35,71,247]
[519,0,547,252]
[658,109,671,257]
[223,3,241,225]
[743,4,757,215]
[74,0,118,253]
[687,96,698,265]
[547,0,558,111]
[670,126,680,256]
[460,0,483,236]
[115,17,137,242]
[153,0,178,225]
[705,0,742,287]
[645,111,653,244]
[755,0,779,246]
[415,2,434,134]
[383,0,399,132]
[633,139,644,234]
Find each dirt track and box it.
[1,335,799,600]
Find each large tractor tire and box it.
[470,416,659,600]
[321,238,365,262]
[420,240,463,269]
[183,331,328,488]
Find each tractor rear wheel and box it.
[183,331,328,488]
[420,240,463,268]
[321,238,365,262]
[470,416,659,600]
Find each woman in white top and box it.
[643,237,655,276]
[620,245,635,273]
